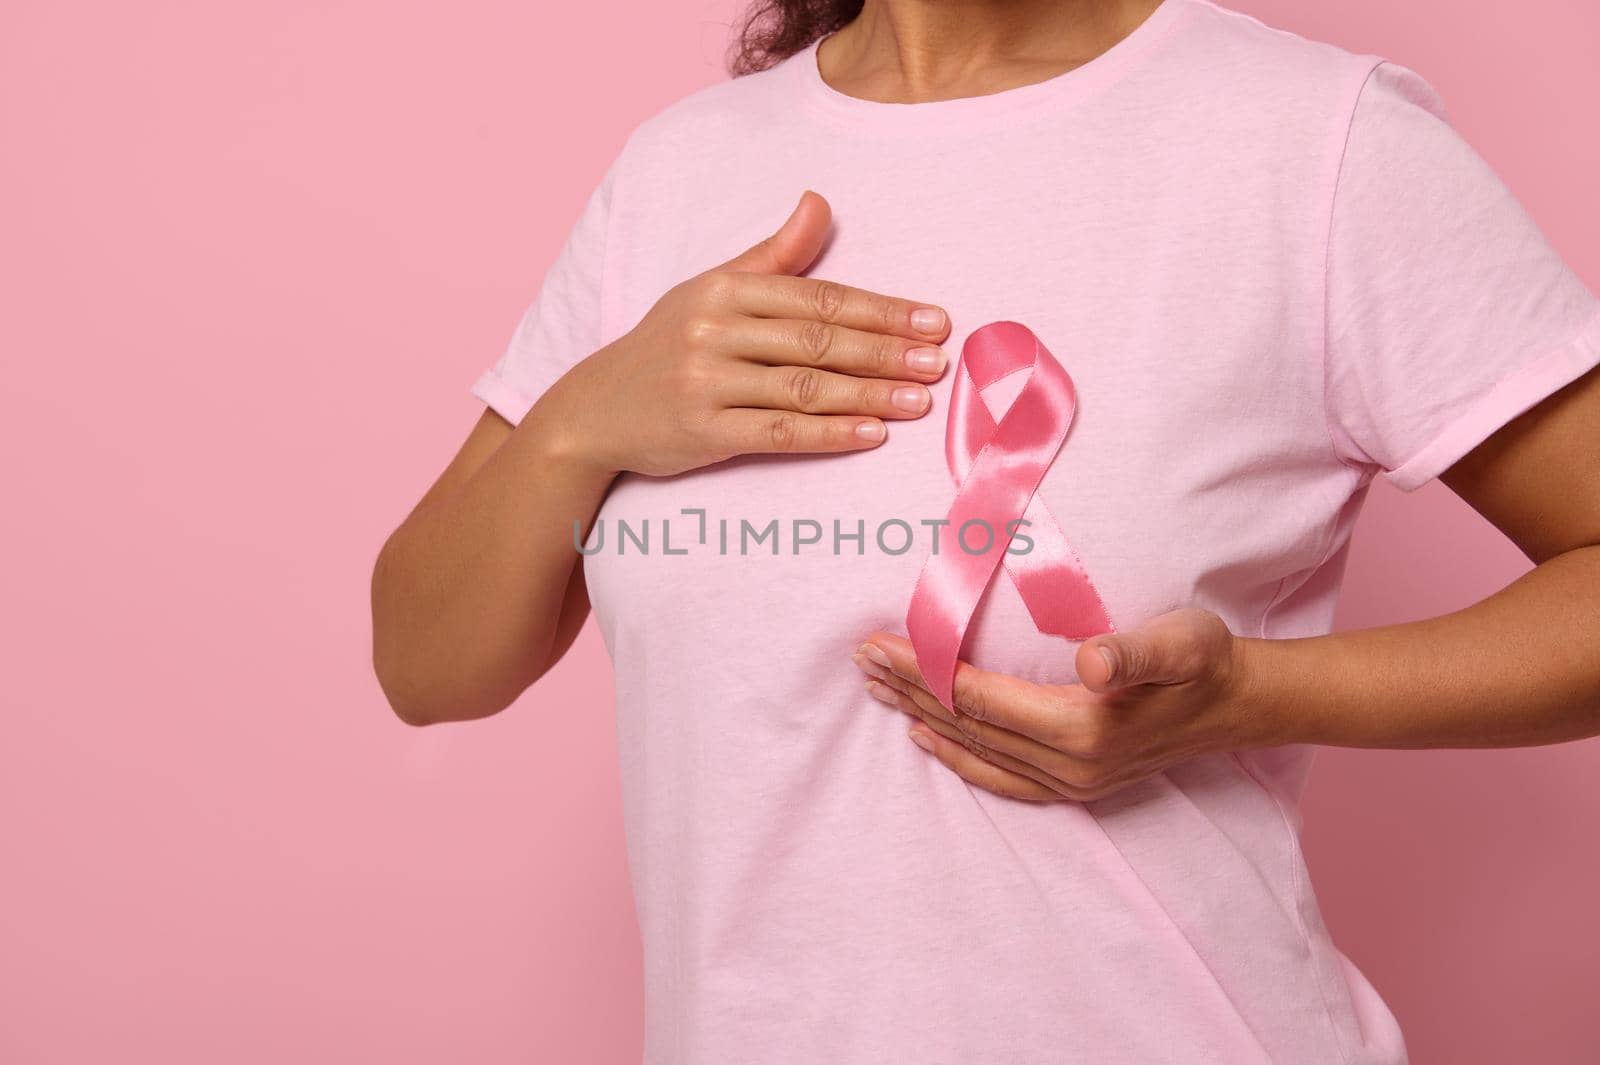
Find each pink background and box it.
[3,1,1596,1061]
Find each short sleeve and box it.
[470,154,620,425]
[1324,60,1600,491]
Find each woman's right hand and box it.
[532,190,952,478]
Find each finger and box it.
[714,408,887,455]
[858,632,1066,744]
[715,316,947,383]
[869,676,1147,803]
[730,274,950,345]
[911,704,1144,802]
[901,716,1062,802]
[722,365,931,420]
[859,657,1103,788]
[904,709,1072,799]
[716,190,831,276]
[1079,607,1223,690]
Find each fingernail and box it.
[851,651,882,676]
[905,346,945,373]
[855,420,885,442]
[909,729,936,752]
[891,386,929,413]
[853,654,891,681]
[910,307,946,335]
[1098,647,1117,679]
[865,680,898,706]
[857,642,891,667]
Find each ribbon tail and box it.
[1005,496,1117,639]
[905,473,1022,710]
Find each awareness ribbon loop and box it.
[905,321,1116,710]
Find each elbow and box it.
[370,537,455,727]
[376,673,517,727]
[371,624,521,727]
[368,534,529,726]
[387,700,438,728]
[371,606,507,725]
[372,643,511,727]
[378,680,442,729]
[372,641,445,727]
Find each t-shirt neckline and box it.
[787,0,1194,133]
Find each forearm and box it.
[372,395,613,725]
[1235,544,1600,750]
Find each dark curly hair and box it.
[729,0,865,76]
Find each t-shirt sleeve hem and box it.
[470,369,536,426]
[1383,308,1600,492]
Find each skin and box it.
[372,190,952,724]
[373,0,1600,808]
[831,0,1600,801]
[854,358,1600,801]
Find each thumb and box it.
[718,189,831,276]
[1079,609,1217,691]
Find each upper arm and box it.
[1322,61,1600,512]
[1441,362,1600,565]
[412,407,594,672]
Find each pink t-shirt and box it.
[473,1,1600,1061]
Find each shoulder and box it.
[1164,0,1444,140]
[608,56,802,177]
[1176,0,1381,86]
[1160,2,1444,151]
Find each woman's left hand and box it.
[852,607,1275,802]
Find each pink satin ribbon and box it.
[905,321,1116,709]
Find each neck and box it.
[817,0,1165,104]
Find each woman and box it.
[370,0,1600,1060]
